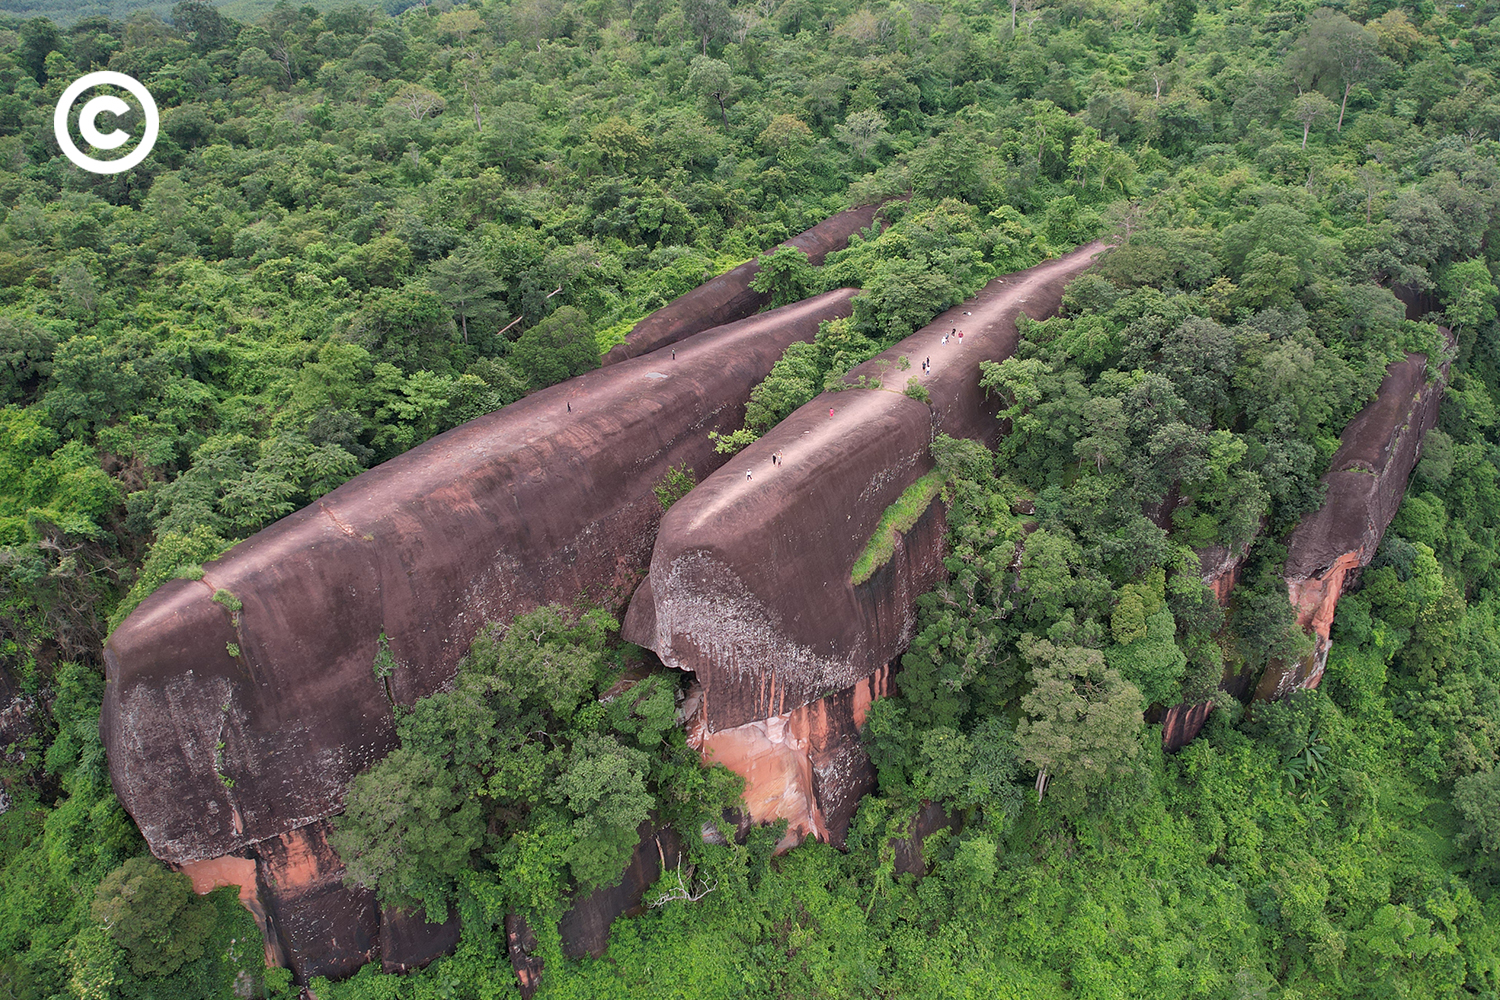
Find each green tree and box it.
[554,733,654,890]
[91,857,217,977]
[1014,636,1144,812]
[687,56,735,127]
[428,250,506,345]
[462,604,617,722]
[330,748,485,921]
[509,306,599,390]
[1288,90,1337,150]
[749,246,815,309]
[1106,608,1187,707]
[1285,9,1388,133]
[1454,769,1500,857]
[1438,259,1498,331]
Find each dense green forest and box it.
[4,0,1500,995]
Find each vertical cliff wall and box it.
[102,289,856,980]
[1254,346,1449,701]
[623,243,1110,845]
[602,201,889,365]
[1160,340,1448,749]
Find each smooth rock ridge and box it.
[624,243,1110,844]
[103,290,857,980]
[1255,344,1449,701]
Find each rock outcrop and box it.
[1160,338,1448,748]
[1254,345,1449,701]
[102,289,857,980]
[624,243,1109,845]
[602,202,889,365]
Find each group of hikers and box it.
[922,327,962,373]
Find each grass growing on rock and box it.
[851,471,946,586]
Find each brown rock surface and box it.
[558,820,684,960]
[102,289,857,871]
[506,914,544,1000]
[1160,701,1215,753]
[254,820,380,981]
[380,906,462,975]
[602,202,889,365]
[1255,347,1448,701]
[891,800,954,877]
[1197,543,1250,607]
[625,243,1109,838]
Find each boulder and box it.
[102,289,857,979]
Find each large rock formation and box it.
[1160,340,1448,748]
[602,201,889,365]
[624,243,1110,845]
[102,289,857,980]
[1254,345,1449,701]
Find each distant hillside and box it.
[0,0,380,29]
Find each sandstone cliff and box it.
[1255,346,1449,701]
[623,243,1110,845]
[602,201,889,365]
[1159,342,1448,749]
[102,289,855,980]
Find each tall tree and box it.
[687,56,735,128]
[428,249,505,344]
[1014,635,1144,812]
[1286,9,1388,134]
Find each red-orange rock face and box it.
[688,666,892,848]
[1197,543,1250,607]
[178,854,278,967]
[625,243,1109,843]
[1256,347,1448,701]
[602,202,889,365]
